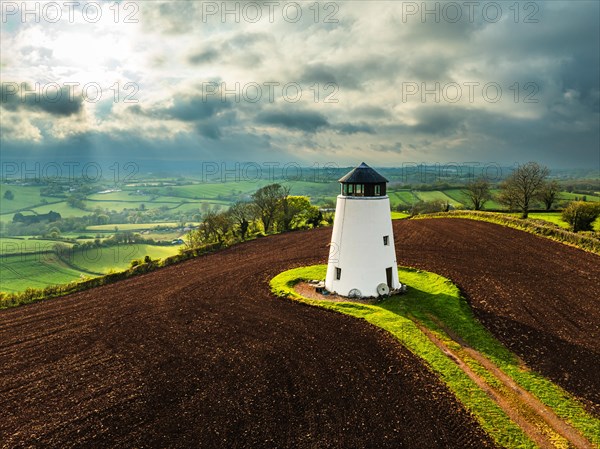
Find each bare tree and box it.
[252,184,289,233]
[461,178,492,210]
[536,180,560,211]
[498,162,549,218]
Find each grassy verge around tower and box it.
[270,265,600,449]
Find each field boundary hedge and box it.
[414,211,600,255]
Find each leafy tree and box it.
[498,162,549,218]
[47,226,61,238]
[66,194,86,210]
[461,178,492,210]
[278,195,315,231]
[561,201,600,232]
[185,227,204,248]
[252,183,289,232]
[228,201,256,240]
[3,190,14,200]
[306,209,323,228]
[536,180,560,211]
[201,210,232,243]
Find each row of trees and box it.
[461,162,559,217]
[186,184,328,247]
[460,162,599,231]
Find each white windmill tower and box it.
[325,162,400,298]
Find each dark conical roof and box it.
[338,162,388,183]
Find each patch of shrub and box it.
[561,201,600,232]
[410,200,449,216]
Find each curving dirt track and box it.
[1,218,598,448]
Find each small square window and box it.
[383,235,389,246]
[335,267,342,280]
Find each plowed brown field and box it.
[1,218,598,448]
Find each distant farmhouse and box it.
[13,211,62,224]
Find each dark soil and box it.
[1,218,598,447]
[395,219,600,417]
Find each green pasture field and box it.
[0,185,48,214]
[0,252,85,293]
[388,190,418,209]
[523,212,600,231]
[390,212,410,220]
[523,212,569,229]
[69,243,183,274]
[141,181,270,199]
[87,191,160,202]
[414,190,462,206]
[0,237,74,255]
[558,192,600,202]
[0,243,184,292]
[13,201,87,218]
[86,222,193,231]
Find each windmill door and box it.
[386,267,393,288]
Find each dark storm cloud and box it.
[3,1,598,168]
[370,142,402,153]
[129,95,232,121]
[335,122,375,135]
[127,93,236,139]
[167,95,232,122]
[0,82,83,116]
[186,32,271,68]
[256,109,329,133]
[464,108,600,167]
[412,108,467,136]
[350,106,392,120]
[188,49,219,65]
[0,127,278,171]
[300,64,361,89]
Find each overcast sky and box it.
[1,1,599,171]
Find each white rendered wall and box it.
[325,195,399,297]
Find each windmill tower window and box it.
[335,267,342,280]
[383,235,389,246]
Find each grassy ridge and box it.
[271,266,600,448]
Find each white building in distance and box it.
[325,162,400,298]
